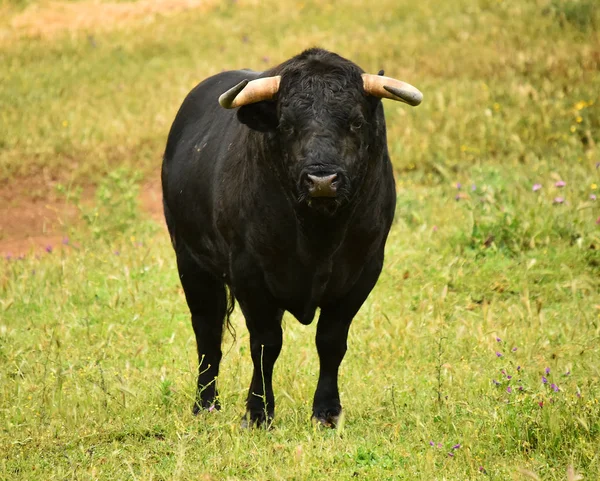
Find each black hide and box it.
[162,48,397,427]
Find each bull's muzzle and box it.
[305,173,339,198]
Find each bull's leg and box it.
[313,255,384,427]
[239,301,284,428]
[231,254,284,427]
[175,247,227,414]
[312,315,350,427]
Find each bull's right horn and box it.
[219,76,281,109]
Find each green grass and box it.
[1,0,600,479]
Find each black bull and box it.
[161,48,422,427]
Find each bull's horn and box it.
[362,74,423,106]
[219,76,281,109]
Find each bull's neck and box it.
[293,203,355,261]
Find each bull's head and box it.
[218,50,422,214]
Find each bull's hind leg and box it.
[313,255,384,427]
[175,246,228,414]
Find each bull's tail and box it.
[224,286,237,342]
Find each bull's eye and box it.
[279,121,295,136]
[350,119,365,132]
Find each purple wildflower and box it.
[496,352,502,357]
[507,386,512,394]
[542,376,548,384]
[448,452,454,458]
[432,225,438,232]
[532,183,542,192]
[538,401,544,408]
[564,370,571,376]
[455,194,461,201]
[517,366,521,371]
[429,441,434,446]
[452,444,461,450]
[553,196,564,204]
[114,250,120,256]
[512,347,517,352]
[437,443,442,449]
[492,379,500,386]
[507,375,512,380]
[551,383,560,392]
[545,367,551,375]
[518,386,523,391]
[591,194,597,201]
[496,337,502,342]
[555,180,566,187]
[479,467,487,474]
[62,237,69,245]
[577,390,581,398]
[45,245,53,253]
[456,182,462,189]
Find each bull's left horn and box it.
[362,74,423,106]
[219,76,281,109]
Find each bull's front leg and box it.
[313,316,351,427]
[243,313,283,427]
[232,253,284,428]
[313,256,384,427]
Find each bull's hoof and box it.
[240,410,273,429]
[312,407,343,428]
[192,399,220,415]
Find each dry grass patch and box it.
[1,0,220,41]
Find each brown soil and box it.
[0,173,164,257]
[139,174,165,224]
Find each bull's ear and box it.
[237,101,278,132]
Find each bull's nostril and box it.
[306,173,338,198]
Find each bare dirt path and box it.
[0,174,164,257]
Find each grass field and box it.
[1,0,600,479]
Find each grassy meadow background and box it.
[1,0,600,479]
